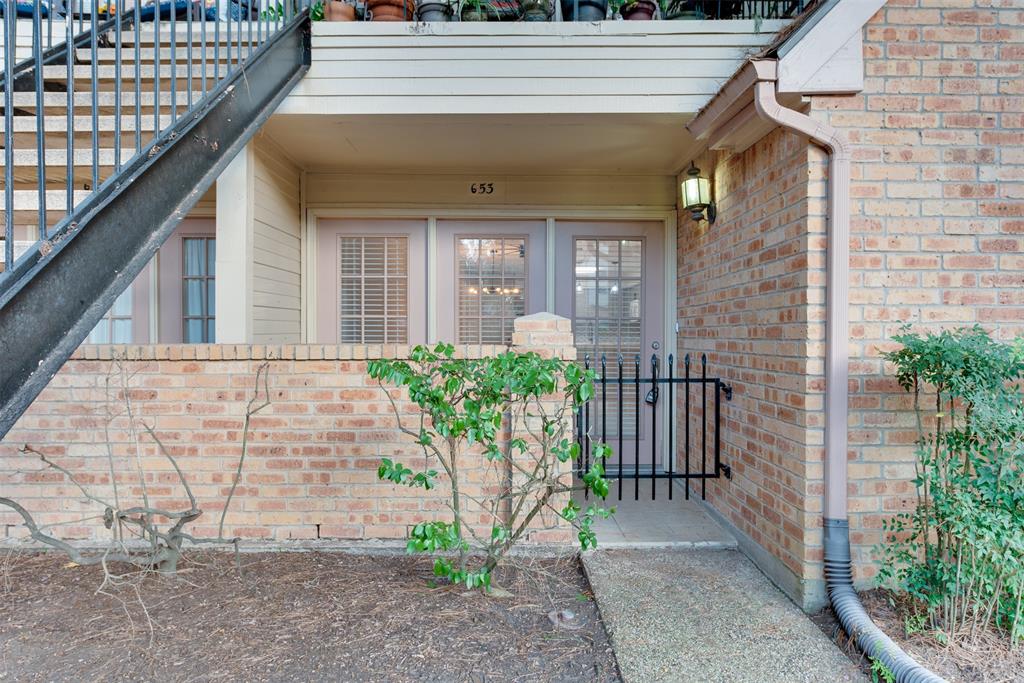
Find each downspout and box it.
[751,62,944,683]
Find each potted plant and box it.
[417,0,453,19]
[324,0,357,19]
[368,0,416,20]
[460,0,492,20]
[662,0,700,19]
[559,0,606,21]
[520,0,549,20]
[613,0,655,19]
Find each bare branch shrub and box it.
[0,359,271,580]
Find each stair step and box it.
[40,64,232,82]
[6,90,204,113]
[119,27,263,46]
[0,189,92,212]
[1,113,173,133]
[76,46,255,64]
[6,147,138,167]
[3,147,138,187]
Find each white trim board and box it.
[776,0,886,95]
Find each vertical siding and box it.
[252,137,302,343]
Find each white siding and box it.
[280,20,788,116]
[252,137,302,343]
[305,173,677,208]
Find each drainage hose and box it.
[824,520,947,683]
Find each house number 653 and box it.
[470,182,494,195]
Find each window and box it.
[457,237,526,345]
[183,237,216,343]
[338,236,408,343]
[573,238,643,361]
[88,288,134,344]
[573,238,644,439]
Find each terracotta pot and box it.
[619,0,655,19]
[323,0,357,20]
[367,0,415,19]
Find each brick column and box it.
[511,312,576,361]
[509,313,577,544]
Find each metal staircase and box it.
[0,1,312,437]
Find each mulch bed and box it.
[0,551,620,682]
[815,589,1024,683]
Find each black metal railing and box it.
[0,1,310,438]
[307,0,806,23]
[1,0,312,276]
[576,352,733,502]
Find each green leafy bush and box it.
[879,326,1024,646]
[368,343,613,590]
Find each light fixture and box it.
[681,162,716,224]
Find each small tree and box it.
[880,326,1024,647]
[368,343,612,589]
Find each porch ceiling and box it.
[260,113,698,175]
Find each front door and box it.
[554,220,666,470]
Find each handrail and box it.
[2,0,314,277]
[0,12,131,90]
[0,1,312,438]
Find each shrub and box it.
[368,344,612,590]
[879,326,1024,646]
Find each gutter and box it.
[692,59,945,683]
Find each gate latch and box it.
[645,386,659,406]
[722,384,733,401]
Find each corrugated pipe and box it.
[752,67,946,683]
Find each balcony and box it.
[281,12,793,116]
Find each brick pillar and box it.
[511,312,576,361]
[509,313,576,544]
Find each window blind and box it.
[338,236,408,344]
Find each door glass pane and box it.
[456,237,526,345]
[573,238,644,438]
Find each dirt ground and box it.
[0,551,620,682]
[815,589,1024,683]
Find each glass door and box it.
[555,221,666,471]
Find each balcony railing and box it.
[313,0,810,22]
[1,0,809,34]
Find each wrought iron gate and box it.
[575,353,733,501]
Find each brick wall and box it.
[679,0,1023,609]
[809,0,1024,582]
[0,315,577,545]
[676,135,828,607]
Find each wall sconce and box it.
[681,163,716,224]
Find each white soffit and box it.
[776,0,887,95]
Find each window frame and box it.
[158,218,217,344]
[453,233,530,346]
[337,234,410,345]
[315,219,428,345]
[181,235,217,343]
[435,219,547,345]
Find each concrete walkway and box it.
[583,549,865,683]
